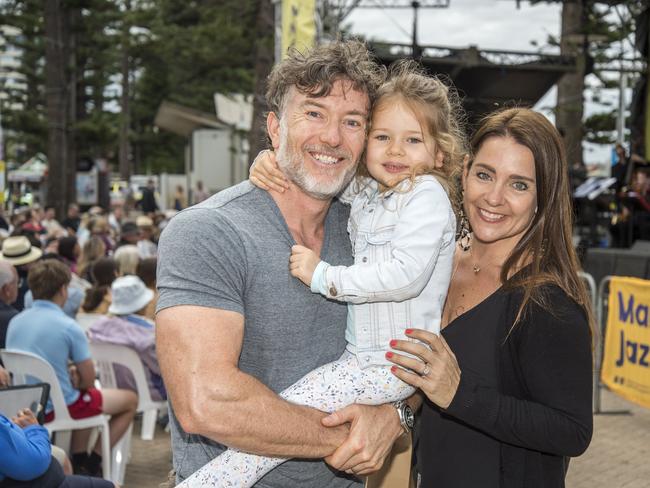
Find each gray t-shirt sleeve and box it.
[156,208,246,315]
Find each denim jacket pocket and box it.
[365,227,395,245]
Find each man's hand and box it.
[68,364,80,389]
[322,403,403,476]
[12,408,38,428]
[289,245,320,287]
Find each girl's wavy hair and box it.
[357,60,467,214]
[468,107,595,337]
[266,39,387,118]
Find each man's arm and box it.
[156,304,349,458]
[75,359,96,390]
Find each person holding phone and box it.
[0,407,119,487]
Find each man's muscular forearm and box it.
[189,366,350,458]
[157,305,349,459]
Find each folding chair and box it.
[75,313,107,332]
[89,342,167,440]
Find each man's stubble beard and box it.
[275,118,359,200]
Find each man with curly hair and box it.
[157,40,406,487]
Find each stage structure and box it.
[371,41,575,123]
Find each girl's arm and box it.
[248,150,290,193]
[248,149,367,204]
[0,414,52,480]
[322,179,455,304]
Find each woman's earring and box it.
[458,207,471,252]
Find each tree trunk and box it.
[556,0,586,168]
[247,0,274,166]
[119,0,131,180]
[67,7,79,208]
[44,0,70,219]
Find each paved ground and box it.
[567,389,650,488]
[122,417,172,488]
[121,389,650,487]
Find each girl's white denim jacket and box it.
[312,175,456,367]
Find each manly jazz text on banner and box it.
[602,276,650,409]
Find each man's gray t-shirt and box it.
[157,181,360,487]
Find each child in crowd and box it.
[181,61,466,487]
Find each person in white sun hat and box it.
[88,275,166,401]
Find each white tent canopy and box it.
[8,153,47,183]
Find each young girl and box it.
[180,61,466,487]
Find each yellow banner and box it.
[602,276,650,408]
[281,0,316,58]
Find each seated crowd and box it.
[0,202,169,483]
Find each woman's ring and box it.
[421,363,431,377]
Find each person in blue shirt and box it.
[0,407,119,487]
[0,407,50,482]
[6,259,138,476]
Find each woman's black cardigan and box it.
[443,285,593,488]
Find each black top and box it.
[0,301,18,366]
[417,284,593,488]
[418,288,502,487]
[61,216,81,233]
[139,187,158,213]
[12,268,29,312]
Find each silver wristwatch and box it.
[393,400,414,434]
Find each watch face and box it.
[404,405,415,428]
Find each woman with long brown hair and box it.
[388,108,593,488]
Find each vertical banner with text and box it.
[602,276,650,408]
[281,0,316,58]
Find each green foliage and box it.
[532,1,645,153]
[130,0,257,173]
[0,0,257,174]
[584,111,617,144]
[0,0,47,159]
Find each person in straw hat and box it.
[0,235,42,311]
[87,275,166,401]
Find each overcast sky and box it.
[346,0,617,166]
[346,0,561,52]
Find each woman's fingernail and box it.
[385,351,393,359]
[389,339,397,347]
[405,328,413,335]
[391,366,397,373]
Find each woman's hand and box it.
[249,150,290,193]
[387,328,461,410]
[289,245,320,286]
[12,408,38,428]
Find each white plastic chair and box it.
[89,342,166,440]
[75,313,106,332]
[0,348,112,480]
